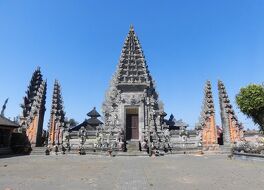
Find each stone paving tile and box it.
[114,157,149,190]
[0,155,264,190]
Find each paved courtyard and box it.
[0,154,264,190]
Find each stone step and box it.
[126,141,140,152]
[170,149,203,155]
[30,147,46,155]
[203,148,232,155]
[116,151,148,157]
[219,145,232,154]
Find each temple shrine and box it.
[101,25,167,151]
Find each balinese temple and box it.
[196,81,218,147]
[218,80,243,145]
[102,25,166,148]
[69,107,103,132]
[20,67,47,147]
[48,80,66,145]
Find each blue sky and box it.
[0,0,263,130]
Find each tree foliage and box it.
[68,118,79,127]
[236,84,264,131]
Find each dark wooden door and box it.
[131,115,139,139]
[126,114,139,140]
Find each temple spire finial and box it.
[129,24,134,31]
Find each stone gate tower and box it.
[102,26,165,145]
[48,80,66,145]
[196,81,218,148]
[20,67,47,147]
[218,80,243,145]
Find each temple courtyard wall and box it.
[1,155,264,190]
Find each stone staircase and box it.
[219,145,232,154]
[30,147,46,155]
[126,141,140,152]
[203,145,232,155]
[117,141,148,156]
[170,148,203,155]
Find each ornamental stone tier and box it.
[48,80,66,145]
[19,67,47,147]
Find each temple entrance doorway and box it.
[125,107,139,140]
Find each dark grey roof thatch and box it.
[69,121,87,132]
[87,107,101,117]
[87,118,103,126]
[69,107,103,132]
[69,118,103,132]
[0,115,19,128]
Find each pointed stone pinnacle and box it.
[130,24,134,31]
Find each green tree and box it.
[236,84,264,132]
[68,118,79,127]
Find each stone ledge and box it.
[233,152,264,158]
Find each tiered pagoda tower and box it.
[102,26,165,148]
[86,107,103,129]
[48,80,66,145]
[218,80,243,145]
[196,81,218,147]
[20,67,47,147]
[69,107,103,131]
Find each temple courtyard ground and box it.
[0,154,264,190]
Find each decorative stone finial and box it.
[1,98,9,116]
[129,24,134,31]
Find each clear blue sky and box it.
[0,0,263,130]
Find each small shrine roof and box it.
[0,115,19,128]
[87,107,101,117]
[69,118,103,132]
[87,118,103,126]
